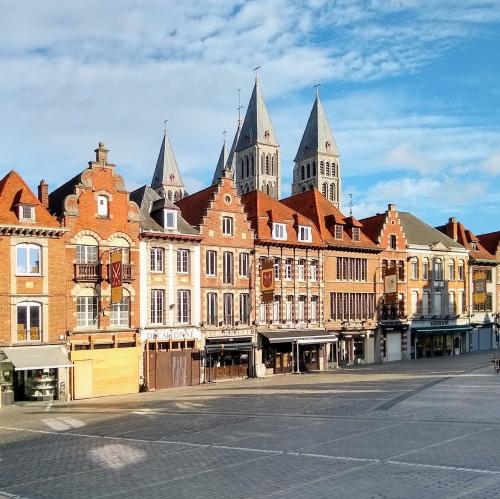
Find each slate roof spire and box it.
[235,76,278,151]
[151,130,185,200]
[294,91,339,163]
[211,139,228,185]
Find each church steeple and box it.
[292,90,341,210]
[234,76,280,198]
[211,139,228,186]
[151,130,185,202]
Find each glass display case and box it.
[25,369,57,401]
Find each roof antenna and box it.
[162,119,168,134]
[253,65,262,81]
[313,82,321,98]
[237,88,244,124]
[348,193,353,217]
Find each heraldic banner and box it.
[260,258,275,304]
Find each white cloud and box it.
[482,152,500,175]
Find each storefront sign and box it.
[260,258,275,304]
[110,249,123,304]
[473,270,487,305]
[384,267,398,304]
[141,328,201,341]
[431,319,449,326]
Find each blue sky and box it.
[1,0,499,233]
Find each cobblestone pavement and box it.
[1,352,500,498]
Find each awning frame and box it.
[1,345,73,371]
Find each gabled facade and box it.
[242,189,328,374]
[49,143,142,399]
[0,171,69,406]
[131,185,203,389]
[439,219,499,351]
[284,190,380,366]
[292,92,341,209]
[176,172,255,381]
[234,78,280,199]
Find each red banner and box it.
[110,250,123,304]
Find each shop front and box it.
[142,328,202,390]
[0,345,72,406]
[469,325,494,352]
[411,325,472,359]
[379,322,410,362]
[260,330,337,374]
[205,336,255,381]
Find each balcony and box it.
[106,263,133,282]
[74,263,101,282]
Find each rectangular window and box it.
[390,234,397,249]
[458,262,465,281]
[433,291,442,316]
[19,205,35,221]
[17,303,41,341]
[448,261,455,280]
[434,260,443,281]
[150,289,164,324]
[177,290,190,323]
[298,296,306,321]
[286,296,293,321]
[352,227,360,242]
[422,291,430,316]
[259,302,266,323]
[310,296,318,321]
[165,210,176,229]
[76,244,98,264]
[206,250,217,276]
[335,225,343,240]
[77,296,98,329]
[207,292,218,325]
[16,244,41,275]
[240,293,250,324]
[423,260,430,280]
[411,291,419,317]
[110,296,130,327]
[448,292,455,315]
[222,216,234,236]
[239,252,249,277]
[97,195,109,217]
[274,258,281,279]
[298,226,312,242]
[223,293,233,325]
[272,223,287,240]
[398,260,405,281]
[310,260,318,280]
[284,259,293,279]
[150,248,164,273]
[297,259,305,280]
[177,249,189,273]
[411,260,419,280]
[330,293,376,321]
[273,295,281,322]
[336,257,367,281]
[223,252,234,284]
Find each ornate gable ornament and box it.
[430,241,450,251]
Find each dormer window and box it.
[165,210,177,229]
[97,195,109,217]
[334,225,343,240]
[272,223,287,240]
[352,227,360,242]
[19,205,35,222]
[470,241,477,250]
[298,225,312,242]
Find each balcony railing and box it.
[74,263,101,281]
[106,263,133,282]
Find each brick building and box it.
[0,171,70,405]
[48,143,142,399]
[176,172,255,381]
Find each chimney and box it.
[388,203,396,212]
[448,217,458,241]
[38,179,49,209]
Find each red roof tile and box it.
[477,231,500,257]
[175,185,217,227]
[358,213,386,244]
[0,170,60,227]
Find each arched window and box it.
[266,183,270,195]
[251,154,255,175]
[97,194,109,217]
[17,301,41,341]
[434,258,443,281]
[266,155,270,175]
[271,156,275,175]
[330,183,335,201]
[241,160,244,178]
[16,243,41,275]
[326,162,330,176]
[320,161,325,175]
[174,192,180,202]
[167,191,172,201]
[312,161,316,176]
[261,154,265,174]
[301,165,305,180]
[322,183,328,197]
[331,162,336,177]
[245,156,249,178]
[306,164,311,178]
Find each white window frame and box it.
[222,216,234,236]
[286,296,293,321]
[298,225,312,242]
[110,296,130,327]
[206,250,217,276]
[223,292,233,325]
[352,227,360,242]
[411,258,419,280]
[297,259,305,280]
[298,296,306,321]
[77,296,98,329]
[207,292,218,326]
[272,223,287,240]
[177,249,189,274]
[284,259,293,280]
[16,301,42,342]
[18,205,35,222]
[16,243,42,276]
[150,289,164,324]
[310,296,318,321]
[223,252,233,284]
[240,293,250,324]
[334,225,343,240]
[150,247,164,273]
[239,252,249,277]
[165,210,177,229]
[272,295,281,322]
[310,260,318,281]
[97,195,109,217]
[177,290,190,324]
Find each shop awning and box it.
[205,342,254,353]
[1,345,73,371]
[260,330,338,344]
[412,325,473,335]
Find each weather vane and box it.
[313,82,321,97]
[163,119,168,133]
[348,193,353,217]
[222,130,227,143]
[253,65,262,80]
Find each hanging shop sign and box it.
[384,266,398,304]
[473,270,487,305]
[260,258,275,304]
[110,249,123,304]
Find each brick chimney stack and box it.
[448,216,458,241]
[388,203,397,212]
[38,179,49,209]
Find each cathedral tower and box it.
[292,90,341,209]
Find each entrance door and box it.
[386,333,401,361]
[478,328,492,351]
[151,350,200,390]
[73,360,93,399]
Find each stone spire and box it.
[292,90,341,210]
[234,76,281,199]
[225,120,242,173]
[211,140,228,186]
[151,131,185,202]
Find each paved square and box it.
[1,352,500,498]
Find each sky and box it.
[1,0,499,233]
